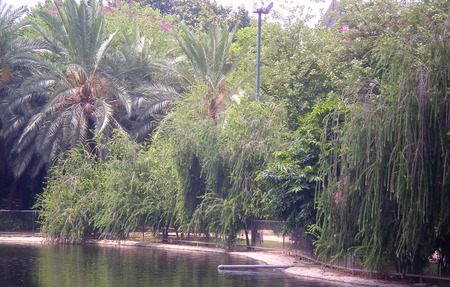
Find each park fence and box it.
[0,210,39,235]
[247,220,315,259]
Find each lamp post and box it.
[253,1,273,101]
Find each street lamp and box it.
[253,1,273,101]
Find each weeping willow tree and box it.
[153,83,289,243]
[314,0,449,272]
[193,99,289,246]
[36,131,179,242]
[35,132,143,241]
[154,85,223,235]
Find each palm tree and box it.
[1,0,122,178]
[0,1,49,114]
[1,0,133,178]
[171,24,244,120]
[152,24,248,234]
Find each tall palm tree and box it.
[1,0,128,177]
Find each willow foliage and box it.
[36,132,178,241]
[35,145,99,242]
[314,0,449,271]
[192,99,289,245]
[154,87,289,243]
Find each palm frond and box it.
[134,85,179,117]
[34,8,70,59]
[17,112,43,146]
[67,104,88,145]
[108,83,132,117]
[0,2,28,51]
[0,1,27,24]
[94,98,113,134]
[176,27,209,84]
[38,114,65,153]
[20,79,56,94]
[1,93,34,119]
[132,118,159,139]
[93,31,116,75]
[11,144,36,176]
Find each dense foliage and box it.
[311,0,449,271]
[36,132,178,242]
[138,0,251,31]
[257,98,340,232]
[0,0,448,275]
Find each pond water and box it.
[0,242,347,287]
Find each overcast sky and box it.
[3,0,329,23]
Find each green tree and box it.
[203,100,288,246]
[137,0,175,15]
[155,90,289,246]
[139,134,180,239]
[36,132,147,241]
[154,87,222,234]
[257,99,339,232]
[155,0,250,32]
[234,4,350,129]
[90,132,179,240]
[35,143,100,242]
[36,130,179,241]
[102,1,176,55]
[313,0,449,272]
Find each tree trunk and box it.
[245,229,250,247]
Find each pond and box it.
[0,242,348,287]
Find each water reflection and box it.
[0,243,344,287]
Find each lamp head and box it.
[265,2,273,13]
[253,1,273,14]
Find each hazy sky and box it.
[3,0,329,23]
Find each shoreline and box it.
[0,234,408,286]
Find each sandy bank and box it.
[0,234,408,286]
[231,251,408,287]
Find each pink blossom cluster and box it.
[334,175,347,203]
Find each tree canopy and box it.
[311,0,449,271]
[0,0,448,276]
